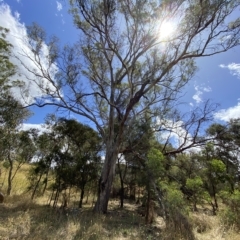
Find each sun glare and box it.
[158,21,175,40]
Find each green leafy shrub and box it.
[160,183,195,240]
[220,190,240,230]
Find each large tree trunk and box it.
[93,143,118,213]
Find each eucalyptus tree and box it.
[0,106,34,196]
[0,26,24,115]
[19,0,240,213]
[0,26,28,131]
[116,112,154,207]
[207,120,240,192]
[0,126,35,195]
[29,131,57,199]
[0,27,33,195]
[53,118,102,208]
[0,26,15,92]
[29,115,68,200]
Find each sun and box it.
[158,21,175,40]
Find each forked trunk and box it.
[93,144,118,213]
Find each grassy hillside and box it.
[0,164,240,240]
[0,163,29,196]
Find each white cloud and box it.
[214,102,240,122]
[16,0,21,3]
[0,3,59,105]
[192,85,212,104]
[203,86,211,92]
[219,63,240,79]
[21,123,49,134]
[155,118,200,152]
[14,11,20,20]
[56,1,62,11]
[193,92,202,104]
[220,35,231,43]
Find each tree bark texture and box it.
[93,143,118,213]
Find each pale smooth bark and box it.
[94,142,119,213]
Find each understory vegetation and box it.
[0,154,240,240]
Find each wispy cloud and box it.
[55,6,65,25]
[0,3,59,105]
[214,101,240,121]
[219,63,240,79]
[192,85,212,104]
[16,0,21,3]
[56,1,62,11]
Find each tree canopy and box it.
[14,0,240,213]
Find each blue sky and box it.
[0,0,240,134]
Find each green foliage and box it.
[186,176,211,208]
[0,26,15,89]
[163,182,187,213]
[206,121,240,191]
[160,182,195,240]
[0,95,31,128]
[158,181,186,215]
[202,157,228,192]
[186,176,203,192]
[210,159,226,173]
[147,148,165,179]
[29,117,102,205]
[0,27,30,132]
[220,190,240,230]
[2,160,10,169]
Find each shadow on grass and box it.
[0,196,160,240]
[0,195,73,240]
[72,204,161,240]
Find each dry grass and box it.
[191,210,240,240]
[0,195,161,240]
[0,163,30,195]
[1,165,240,239]
[2,195,239,240]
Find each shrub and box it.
[161,183,195,240]
[220,190,240,230]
